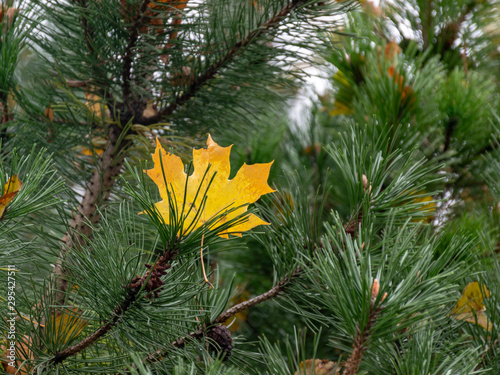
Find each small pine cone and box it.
[344,211,362,238]
[207,325,233,361]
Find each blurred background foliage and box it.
[2,0,500,373]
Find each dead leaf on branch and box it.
[145,135,275,238]
[0,6,19,29]
[1,335,33,375]
[0,175,23,219]
[449,281,493,331]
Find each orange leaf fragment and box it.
[146,135,275,238]
[450,282,492,331]
[1,335,33,374]
[295,359,341,375]
[0,7,19,28]
[0,175,23,218]
[384,41,401,61]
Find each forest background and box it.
[1,0,500,374]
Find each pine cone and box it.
[207,325,233,361]
[344,211,362,238]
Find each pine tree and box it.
[1,0,500,374]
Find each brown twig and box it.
[76,0,95,56]
[51,291,136,365]
[0,96,13,145]
[343,309,378,375]
[65,79,92,88]
[216,266,302,324]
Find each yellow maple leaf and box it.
[450,282,492,331]
[0,175,23,219]
[146,135,275,238]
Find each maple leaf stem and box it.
[200,234,214,289]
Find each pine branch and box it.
[142,0,308,124]
[140,266,303,366]
[137,207,363,368]
[49,1,157,307]
[44,248,178,369]
[41,0,315,367]
[140,206,362,366]
[49,0,311,306]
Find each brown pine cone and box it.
[207,325,233,361]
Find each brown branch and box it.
[216,266,302,324]
[0,96,13,144]
[51,123,130,306]
[76,0,95,56]
[51,291,135,365]
[343,282,384,375]
[122,0,151,104]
